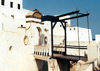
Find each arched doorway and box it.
[37,27,45,45]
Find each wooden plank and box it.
[56,10,80,18]
[53,54,87,61]
[54,45,87,49]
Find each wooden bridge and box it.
[33,10,90,71]
[33,45,88,61]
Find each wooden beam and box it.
[56,10,80,18]
[62,13,89,21]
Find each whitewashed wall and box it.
[43,21,92,45]
[95,35,100,42]
[0,30,38,71]
[67,27,92,42]
[0,12,2,30]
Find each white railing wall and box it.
[34,47,49,56]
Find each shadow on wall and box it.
[36,59,48,71]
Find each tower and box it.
[0,0,24,31]
[0,0,23,18]
[0,0,23,10]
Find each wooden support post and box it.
[67,60,70,71]
[51,22,54,57]
[61,21,67,55]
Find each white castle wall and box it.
[0,0,30,31]
[0,30,36,71]
[0,0,23,18]
[0,13,2,30]
[0,8,29,31]
[67,27,92,42]
[43,21,92,45]
[95,35,100,42]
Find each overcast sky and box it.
[23,0,100,39]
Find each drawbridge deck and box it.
[34,54,87,61]
[33,45,88,61]
[53,54,87,61]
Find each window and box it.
[18,4,20,9]
[74,28,76,30]
[1,0,5,5]
[10,2,13,8]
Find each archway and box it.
[37,27,45,45]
